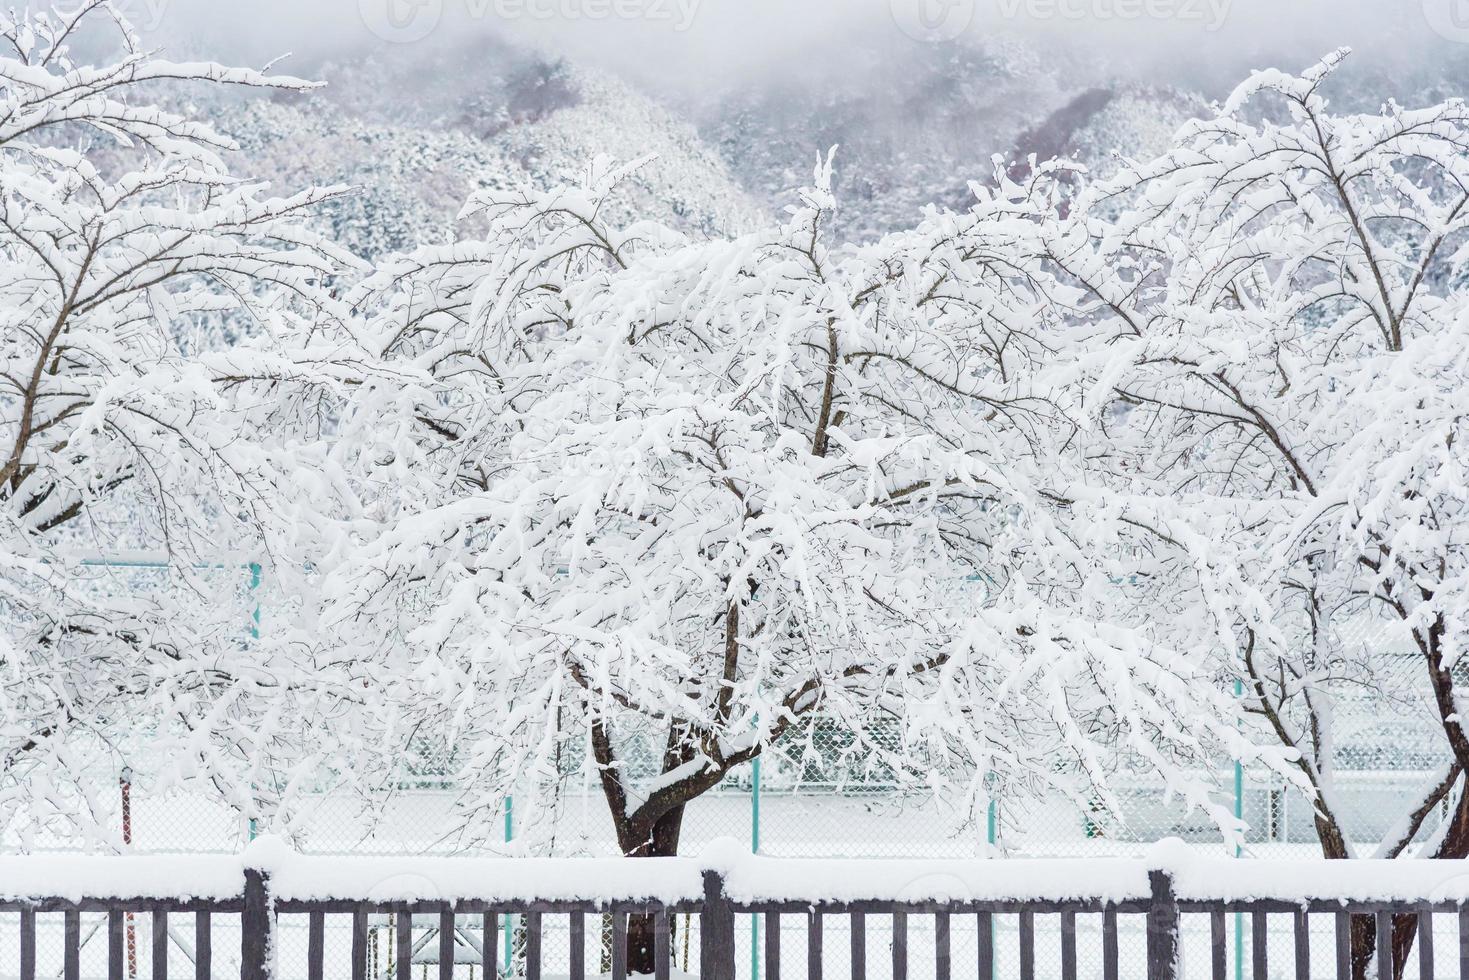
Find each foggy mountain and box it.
[166,8,1469,252]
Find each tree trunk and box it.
[620,805,685,976]
[1389,784,1469,978]
[1311,808,1379,980]
[1321,831,1378,980]
[1388,620,1469,979]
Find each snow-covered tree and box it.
[0,2,365,847]
[326,149,1297,968]
[1059,50,1469,977]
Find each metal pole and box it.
[504,796,514,975]
[986,787,998,969]
[1233,678,1244,980]
[247,563,262,842]
[751,755,761,980]
[248,562,262,639]
[121,768,136,979]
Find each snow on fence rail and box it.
[6,839,1469,979]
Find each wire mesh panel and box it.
[6,616,1465,980]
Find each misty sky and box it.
[138,0,1462,101]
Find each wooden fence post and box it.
[1147,869,1180,980]
[700,870,737,980]
[242,868,272,980]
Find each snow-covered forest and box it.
[5,4,1469,973]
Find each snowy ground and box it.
[45,773,1431,860]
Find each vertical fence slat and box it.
[109,910,124,980]
[763,911,780,980]
[654,909,671,980]
[352,910,368,980]
[1019,911,1035,980]
[1210,910,1226,980]
[977,912,993,980]
[1294,911,1309,980]
[1147,871,1179,980]
[612,910,628,980]
[242,869,270,980]
[438,910,454,980]
[483,913,498,980]
[893,910,908,980]
[570,911,586,980]
[525,910,542,980]
[935,911,951,980]
[1061,910,1077,980]
[1251,910,1267,980]
[807,910,823,980]
[396,912,412,980]
[1459,908,1469,980]
[700,871,736,980]
[1420,910,1435,980]
[152,910,167,980]
[36,879,1469,980]
[305,911,324,980]
[195,911,211,980]
[1377,912,1392,980]
[20,909,35,980]
[1105,908,1120,980]
[64,909,80,980]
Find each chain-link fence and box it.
[6,565,1460,977]
[7,686,1454,980]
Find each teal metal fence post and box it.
[247,562,262,842]
[751,755,761,980]
[504,796,514,974]
[986,783,998,970]
[1233,678,1244,980]
[247,562,262,639]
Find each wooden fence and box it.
[4,847,1469,979]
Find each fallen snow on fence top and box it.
[264,857,705,904]
[1168,861,1469,904]
[0,850,1151,905]
[0,854,246,903]
[720,857,1152,904]
[5,838,1469,905]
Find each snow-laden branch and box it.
[322,148,1305,859]
[0,3,369,848]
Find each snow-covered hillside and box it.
[194,27,1469,255]
[208,44,766,260]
